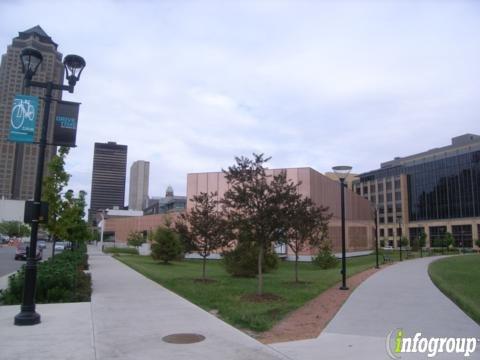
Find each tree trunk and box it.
[257,246,263,296]
[295,253,299,283]
[202,256,207,281]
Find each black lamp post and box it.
[373,204,379,269]
[332,165,352,291]
[14,48,85,326]
[397,217,403,261]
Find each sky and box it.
[1,0,479,208]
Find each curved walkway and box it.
[271,256,480,359]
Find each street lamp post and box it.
[14,48,85,326]
[397,217,403,261]
[373,204,379,269]
[332,165,352,291]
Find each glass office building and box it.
[353,134,480,248]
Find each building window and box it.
[387,216,393,223]
[395,192,401,201]
[378,194,384,203]
[394,179,401,189]
[379,206,385,214]
[387,193,393,202]
[379,217,385,224]
[386,181,392,191]
[388,228,393,237]
[363,186,368,195]
[409,227,425,242]
[379,229,385,237]
[370,195,376,203]
[356,187,361,195]
[429,226,447,247]
[378,183,384,192]
[370,184,376,193]
[396,205,402,213]
[396,227,402,236]
[452,225,473,248]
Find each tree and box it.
[59,190,90,249]
[150,226,183,264]
[127,231,146,249]
[286,196,331,282]
[0,221,30,238]
[42,147,71,244]
[176,192,230,281]
[443,232,454,249]
[222,154,301,295]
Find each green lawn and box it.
[116,253,382,332]
[428,255,480,325]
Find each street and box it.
[0,243,52,277]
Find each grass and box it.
[428,254,480,325]
[103,247,138,255]
[116,253,383,332]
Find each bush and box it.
[380,240,385,247]
[0,245,91,304]
[150,226,183,264]
[104,247,138,255]
[312,241,339,269]
[223,241,279,277]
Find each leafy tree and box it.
[150,226,183,264]
[222,154,301,295]
[127,231,146,249]
[475,239,480,248]
[59,190,90,249]
[312,240,339,269]
[443,232,454,249]
[286,196,331,282]
[42,147,70,244]
[399,236,409,248]
[176,192,230,281]
[0,221,30,238]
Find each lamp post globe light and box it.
[332,165,352,291]
[14,48,85,326]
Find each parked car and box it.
[15,243,42,261]
[37,240,47,250]
[54,242,65,252]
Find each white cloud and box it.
[1,0,479,208]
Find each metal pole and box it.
[375,207,379,269]
[14,83,53,326]
[399,220,403,261]
[340,179,348,290]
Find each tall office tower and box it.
[89,142,128,223]
[0,26,63,199]
[128,160,150,210]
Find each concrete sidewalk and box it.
[0,246,289,360]
[272,256,480,359]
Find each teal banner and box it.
[8,94,39,143]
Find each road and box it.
[0,243,52,277]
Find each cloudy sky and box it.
[1,0,479,207]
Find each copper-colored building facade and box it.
[104,167,375,257]
[187,167,375,256]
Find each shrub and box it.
[0,245,91,304]
[127,231,146,248]
[476,239,480,248]
[380,240,385,247]
[150,226,183,264]
[312,241,339,269]
[223,241,279,277]
[103,247,138,255]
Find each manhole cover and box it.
[162,333,205,344]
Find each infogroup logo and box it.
[386,329,478,358]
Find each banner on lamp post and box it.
[8,94,39,143]
[53,100,80,147]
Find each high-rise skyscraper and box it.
[89,141,128,223]
[128,160,149,210]
[0,26,63,199]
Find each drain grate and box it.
[162,333,205,344]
